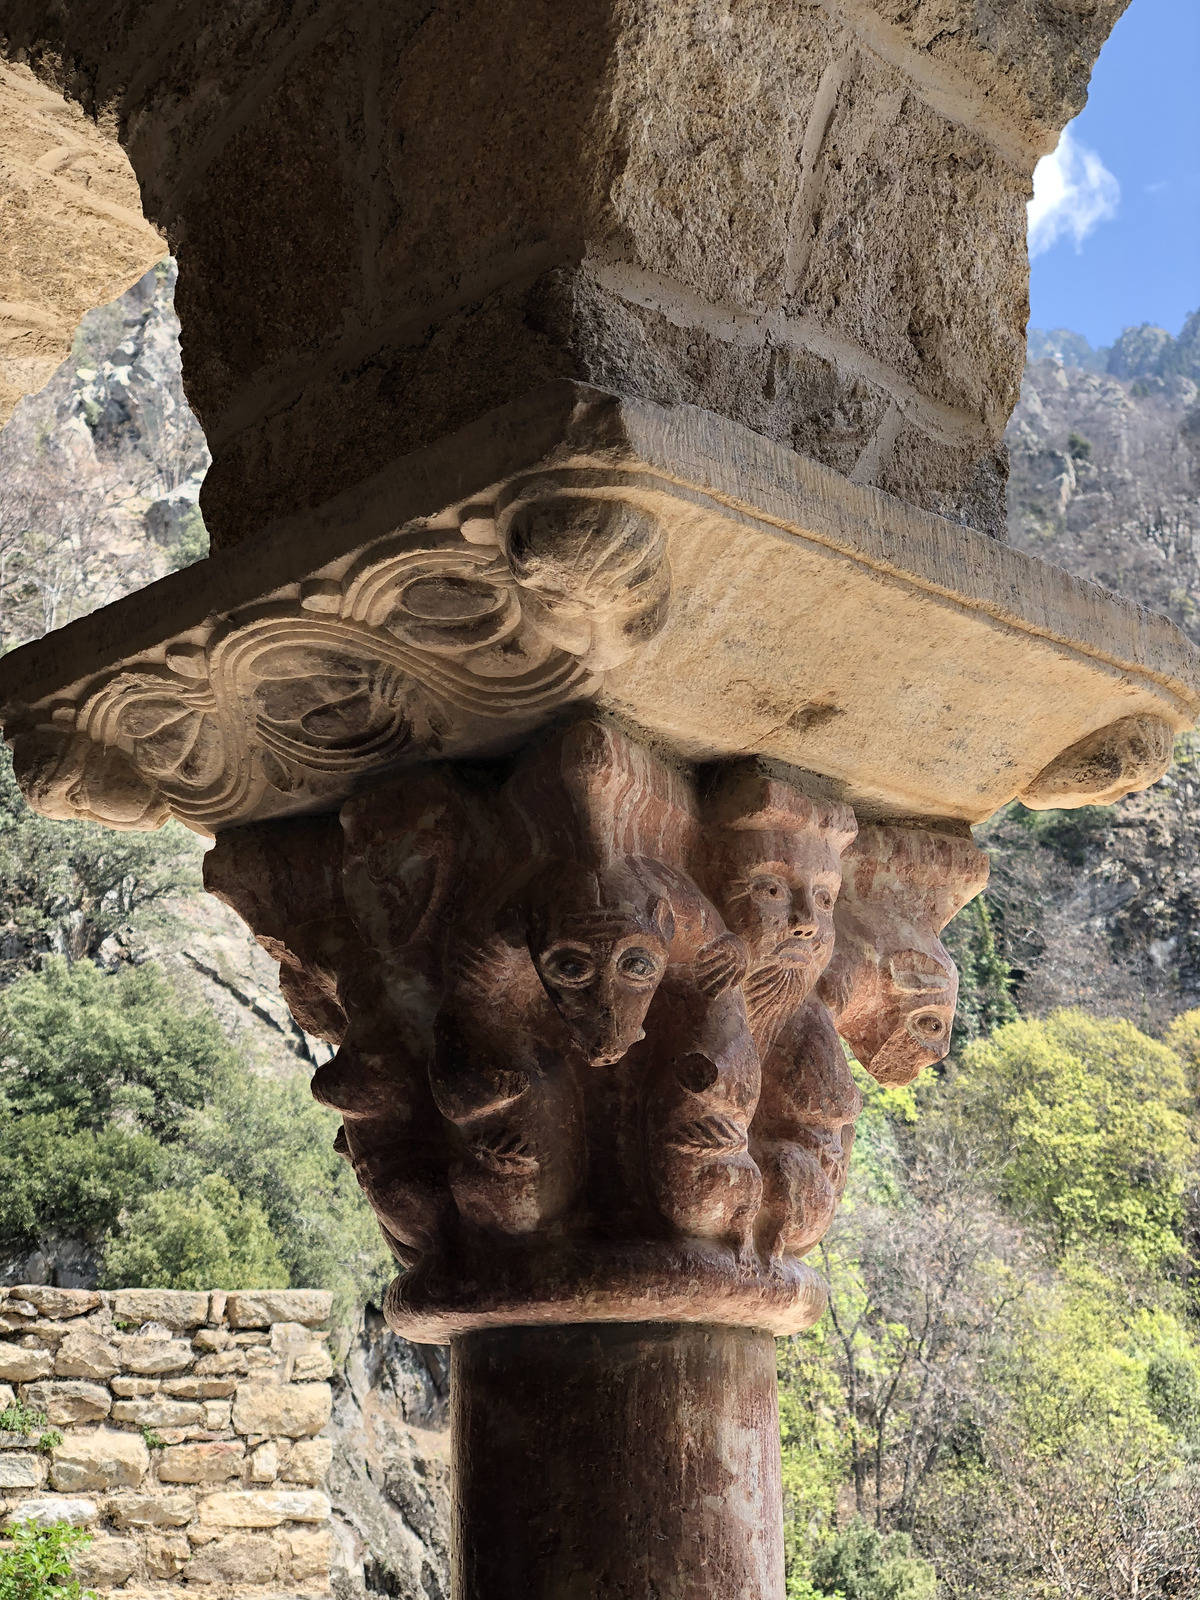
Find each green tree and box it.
[102,1174,288,1290]
[0,1113,164,1247]
[0,745,201,973]
[0,957,235,1137]
[185,1070,390,1321]
[950,1011,1194,1267]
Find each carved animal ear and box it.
[651,895,676,945]
[887,950,953,992]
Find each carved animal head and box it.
[528,860,674,1067]
[700,771,858,1017]
[817,826,989,1085]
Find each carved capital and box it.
[207,719,986,1340]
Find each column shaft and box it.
[451,1322,784,1600]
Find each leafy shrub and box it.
[0,957,235,1136]
[102,1174,287,1291]
[0,1403,45,1437]
[810,1520,937,1600]
[0,1520,95,1600]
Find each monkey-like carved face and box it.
[716,830,842,996]
[531,867,675,1067]
[841,947,957,1086]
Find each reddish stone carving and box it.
[817,825,990,1086]
[205,720,987,1340]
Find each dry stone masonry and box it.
[0,1286,334,1597]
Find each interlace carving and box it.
[205,719,987,1339]
[10,488,670,834]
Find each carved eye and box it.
[914,1013,945,1037]
[749,875,787,902]
[542,948,595,986]
[816,889,834,911]
[617,947,660,983]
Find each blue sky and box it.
[1027,0,1199,347]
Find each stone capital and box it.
[204,717,987,1341]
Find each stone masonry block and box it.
[6,1288,99,1319]
[0,1384,15,1409]
[144,1529,192,1579]
[161,1377,238,1400]
[4,1496,98,1527]
[196,1489,331,1529]
[283,1438,333,1486]
[285,1527,333,1582]
[225,1291,333,1328]
[74,1535,139,1588]
[193,1350,246,1376]
[49,1429,149,1491]
[117,1338,194,1375]
[105,1490,195,1529]
[54,1331,120,1381]
[111,1397,206,1428]
[157,1441,245,1484]
[0,1348,53,1383]
[109,1290,209,1328]
[111,1377,159,1397]
[22,1380,111,1424]
[0,1454,42,1488]
[232,1381,332,1439]
[183,1532,282,1586]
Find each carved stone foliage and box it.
[9,487,670,834]
[206,719,988,1341]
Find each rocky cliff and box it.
[981,330,1200,1029]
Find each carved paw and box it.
[694,933,749,998]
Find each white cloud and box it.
[1027,124,1120,257]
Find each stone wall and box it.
[0,1286,335,1597]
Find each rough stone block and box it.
[74,1535,139,1587]
[49,1429,149,1491]
[6,1288,99,1319]
[292,1350,334,1381]
[157,1440,246,1484]
[4,1495,98,1527]
[232,1382,332,1439]
[183,1532,281,1585]
[284,1527,333,1582]
[192,1328,231,1353]
[283,1438,333,1486]
[249,1442,277,1483]
[111,1377,159,1397]
[0,1348,53,1383]
[193,1350,246,1376]
[0,1454,42,1488]
[23,1321,71,1348]
[197,1489,331,1528]
[118,1338,194,1375]
[21,1380,111,1424]
[109,1290,209,1328]
[105,1490,195,1529]
[54,1331,120,1381]
[161,1376,238,1400]
[144,1529,192,1579]
[111,1397,206,1428]
[203,1401,232,1430]
[0,1384,15,1410]
[225,1291,333,1328]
